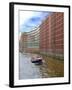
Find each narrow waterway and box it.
[19,52,43,79]
[19,52,64,80]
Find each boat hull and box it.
[31,59,42,64]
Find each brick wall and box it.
[39,12,64,58]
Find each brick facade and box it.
[39,12,64,58]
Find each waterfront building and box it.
[27,27,40,53]
[39,12,64,58]
[19,32,28,53]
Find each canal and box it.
[19,52,49,79]
[19,52,64,80]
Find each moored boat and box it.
[31,56,43,65]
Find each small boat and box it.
[31,56,43,65]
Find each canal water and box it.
[19,52,49,80]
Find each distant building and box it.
[19,32,28,53]
[39,12,64,58]
[27,27,40,53]
[19,27,40,53]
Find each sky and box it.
[20,11,51,33]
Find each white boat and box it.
[31,56,43,64]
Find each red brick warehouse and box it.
[39,12,64,59]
